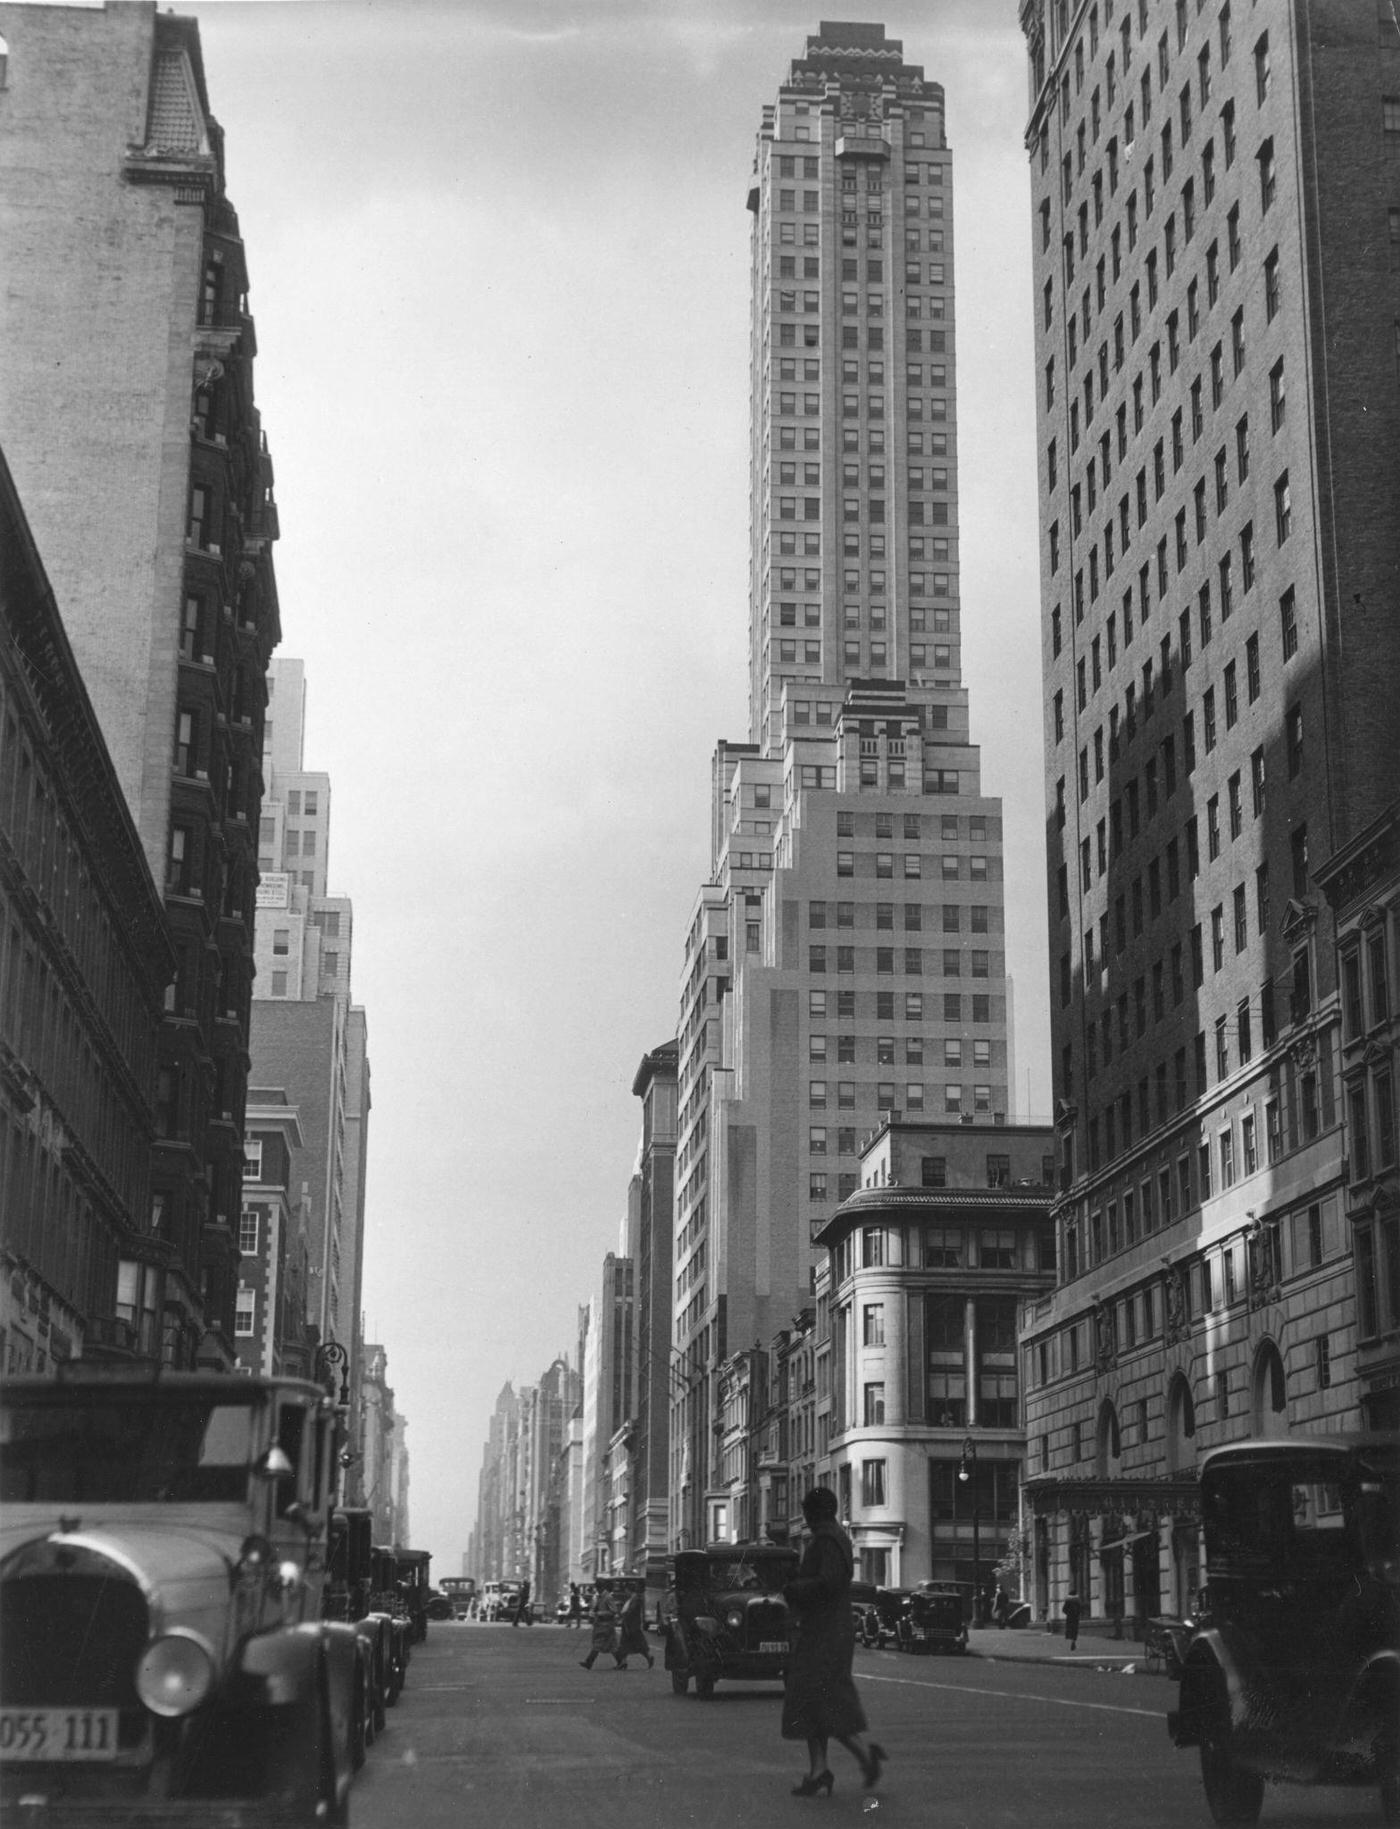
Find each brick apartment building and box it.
[1020,0,1400,1629]
[0,2,282,1363]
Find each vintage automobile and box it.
[664,1543,798,1698]
[479,1578,524,1623]
[394,1549,433,1643]
[896,1585,969,1655]
[323,1509,407,1733]
[1168,1435,1400,1825]
[856,1586,910,1649]
[0,1369,366,1825]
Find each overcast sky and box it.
[182,0,1046,1574]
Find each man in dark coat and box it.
[1063,1591,1082,1649]
[780,1486,886,1796]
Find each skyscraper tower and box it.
[1019,0,1400,1624]
[671,23,1016,1549]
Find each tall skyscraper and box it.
[0,2,281,1364]
[1019,0,1400,1626]
[671,24,1016,1548]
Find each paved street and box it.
[351,1624,1379,1829]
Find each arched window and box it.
[1165,1374,1196,1473]
[1096,1399,1122,1477]
[1251,1340,1288,1434]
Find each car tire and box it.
[1200,1708,1264,1825]
[694,1676,716,1700]
[670,1671,690,1696]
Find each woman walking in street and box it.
[781,1486,886,1797]
[613,1585,654,1670]
[578,1588,618,1670]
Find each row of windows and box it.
[810,947,998,978]
[808,1080,1002,1114]
[811,893,996,927]
[809,989,996,1023]
[1068,1039,1338,1257]
[810,1035,997,1067]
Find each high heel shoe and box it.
[860,1744,887,1791]
[790,1770,834,1797]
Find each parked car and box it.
[897,1586,968,1655]
[323,1507,407,1732]
[0,1370,365,1825]
[1168,1435,1400,1825]
[664,1543,798,1698]
[395,1548,433,1642]
[857,1587,911,1649]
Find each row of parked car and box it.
[851,1582,972,1655]
[0,1368,432,1826]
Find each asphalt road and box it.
[350,1623,1381,1829]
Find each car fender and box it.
[1171,1627,1259,1745]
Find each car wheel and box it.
[1200,1709,1264,1825]
[694,1676,716,1700]
[1378,1720,1400,1825]
[670,1671,690,1696]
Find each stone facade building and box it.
[0,1,282,1362]
[1019,0,1400,1629]
[0,448,173,1372]
[816,1120,1055,1590]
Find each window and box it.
[1254,32,1270,104]
[861,1460,887,1507]
[864,1384,886,1426]
[1274,471,1292,543]
[863,1303,886,1347]
[1281,587,1298,659]
[234,1288,256,1337]
[1258,137,1276,211]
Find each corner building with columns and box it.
[1019,0,1400,1632]
[670,24,1022,1552]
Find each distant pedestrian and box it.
[512,1579,532,1626]
[578,1590,617,1669]
[781,1486,885,1798]
[1063,1592,1082,1650]
[993,1586,1010,1629]
[567,1582,583,1628]
[614,1586,654,1669]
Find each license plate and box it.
[0,1708,119,1761]
[759,1640,788,1653]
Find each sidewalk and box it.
[964,1624,1167,1672]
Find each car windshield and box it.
[0,1395,258,1503]
[702,1554,790,1592]
[1203,1456,1361,1574]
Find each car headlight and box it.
[726,1610,744,1630]
[136,1632,216,1718]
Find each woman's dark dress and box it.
[615,1591,650,1660]
[781,1519,868,1740]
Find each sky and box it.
[181,0,1047,1575]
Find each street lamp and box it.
[313,1337,350,1408]
[958,1437,982,1624]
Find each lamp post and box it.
[313,1338,352,1503]
[958,1437,982,1624]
